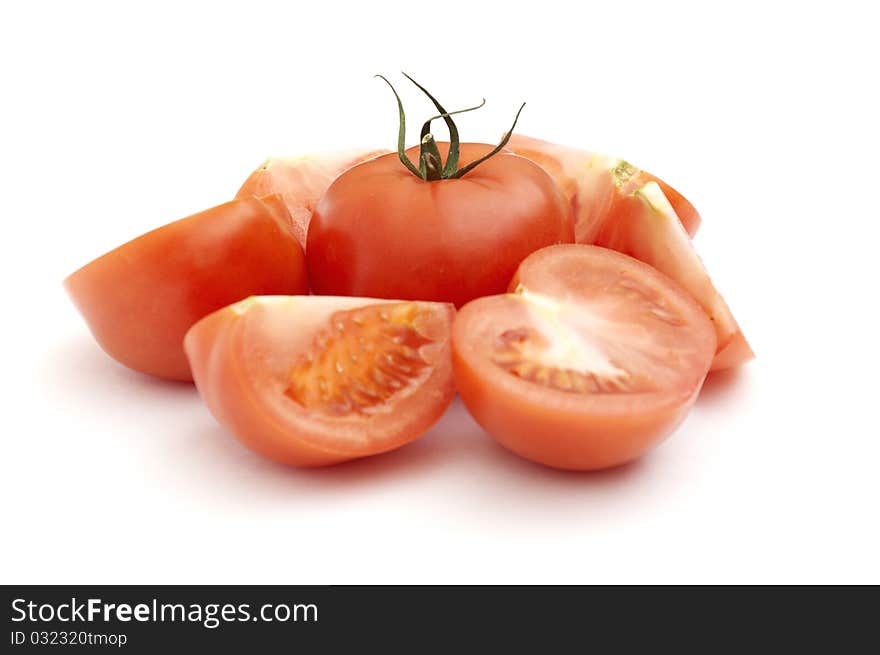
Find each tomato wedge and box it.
[506,134,701,241]
[65,195,309,381]
[236,148,389,250]
[453,245,716,471]
[184,296,456,467]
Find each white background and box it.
[2,1,878,584]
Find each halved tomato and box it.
[506,134,702,241]
[184,295,456,467]
[453,245,717,471]
[65,195,309,381]
[236,148,389,250]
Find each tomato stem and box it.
[375,75,422,178]
[403,72,467,177]
[418,99,485,180]
[377,73,525,181]
[420,134,444,180]
[418,98,486,178]
[449,103,526,179]
[419,99,487,143]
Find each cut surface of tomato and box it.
[235,148,389,250]
[64,195,309,381]
[453,244,717,471]
[184,296,456,467]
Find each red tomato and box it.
[236,148,389,250]
[184,295,456,467]
[65,195,309,381]
[506,134,701,241]
[306,142,574,307]
[508,134,752,370]
[593,181,753,370]
[453,244,717,470]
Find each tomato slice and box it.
[236,148,389,249]
[64,195,309,381]
[453,245,717,471]
[506,134,702,241]
[184,295,456,467]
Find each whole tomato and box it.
[306,75,574,307]
[307,142,573,307]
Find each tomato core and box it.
[493,326,648,394]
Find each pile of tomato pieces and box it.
[66,113,752,471]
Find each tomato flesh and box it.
[236,148,389,250]
[184,296,456,467]
[64,195,309,381]
[453,244,716,470]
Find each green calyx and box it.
[375,73,525,181]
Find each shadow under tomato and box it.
[698,365,753,408]
[46,332,680,528]
[410,400,703,529]
[181,400,644,520]
[42,332,195,399]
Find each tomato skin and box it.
[453,245,717,471]
[64,195,309,381]
[307,143,574,307]
[235,148,389,250]
[184,296,456,467]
